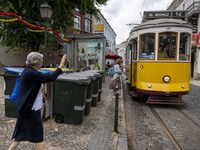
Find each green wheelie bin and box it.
[1,67,24,118]
[53,74,91,124]
[85,70,104,102]
[66,72,96,115]
[2,67,53,119]
[78,72,97,115]
[3,74,19,118]
[83,71,102,107]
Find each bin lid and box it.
[41,67,73,73]
[4,67,24,74]
[69,72,97,81]
[68,73,97,81]
[3,67,52,75]
[78,72,99,80]
[85,70,104,74]
[57,74,91,85]
[81,71,102,78]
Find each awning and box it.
[105,51,122,59]
[105,49,122,59]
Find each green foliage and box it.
[0,0,108,51]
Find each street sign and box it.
[142,10,188,22]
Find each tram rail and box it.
[150,106,182,150]
[175,106,200,128]
[150,105,200,150]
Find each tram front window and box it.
[158,32,177,60]
[179,33,190,61]
[139,33,155,59]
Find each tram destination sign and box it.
[143,10,188,22]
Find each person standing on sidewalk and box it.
[8,52,67,150]
[109,58,123,91]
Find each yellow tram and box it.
[125,18,193,104]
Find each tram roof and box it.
[131,18,192,32]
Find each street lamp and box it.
[40,2,52,67]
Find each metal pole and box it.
[114,89,119,133]
[44,27,47,67]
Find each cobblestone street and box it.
[0,76,126,150]
[124,77,200,150]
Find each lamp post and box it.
[40,2,52,67]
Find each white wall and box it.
[0,46,28,66]
[93,13,116,53]
[0,45,62,73]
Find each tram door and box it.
[131,39,138,87]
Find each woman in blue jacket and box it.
[8,52,67,150]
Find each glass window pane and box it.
[158,32,177,59]
[74,16,81,29]
[139,33,155,59]
[85,19,91,32]
[132,40,137,60]
[179,33,190,61]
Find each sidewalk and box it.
[190,78,200,87]
[0,75,128,150]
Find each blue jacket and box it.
[16,66,62,115]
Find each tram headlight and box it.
[163,75,171,83]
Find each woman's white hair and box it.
[25,52,43,66]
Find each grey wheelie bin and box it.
[53,74,91,124]
[78,72,96,115]
[85,70,104,102]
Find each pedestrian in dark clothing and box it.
[8,52,67,150]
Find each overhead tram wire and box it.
[140,0,146,18]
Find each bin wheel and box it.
[55,114,64,123]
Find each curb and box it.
[116,76,128,150]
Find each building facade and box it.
[65,9,93,36]
[116,41,126,66]
[92,12,117,54]
[168,0,200,79]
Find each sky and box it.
[99,0,173,44]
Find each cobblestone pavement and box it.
[0,76,127,150]
[124,77,200,150]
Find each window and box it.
[132,40,138,60]
[95,16,101,24]
[74,16,81,30]
[158,32,177,60]
[85,19,91,32]
[179,33,191,61]
[139,33,155,59]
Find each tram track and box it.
[150,105,200,150]
[149,106,182,150]
[175,106,200,128]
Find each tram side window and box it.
[139,33,155,59]
[179,33,190,61]
[127,44,131,64]
[158,32,177,60]
[132,40,137,60]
